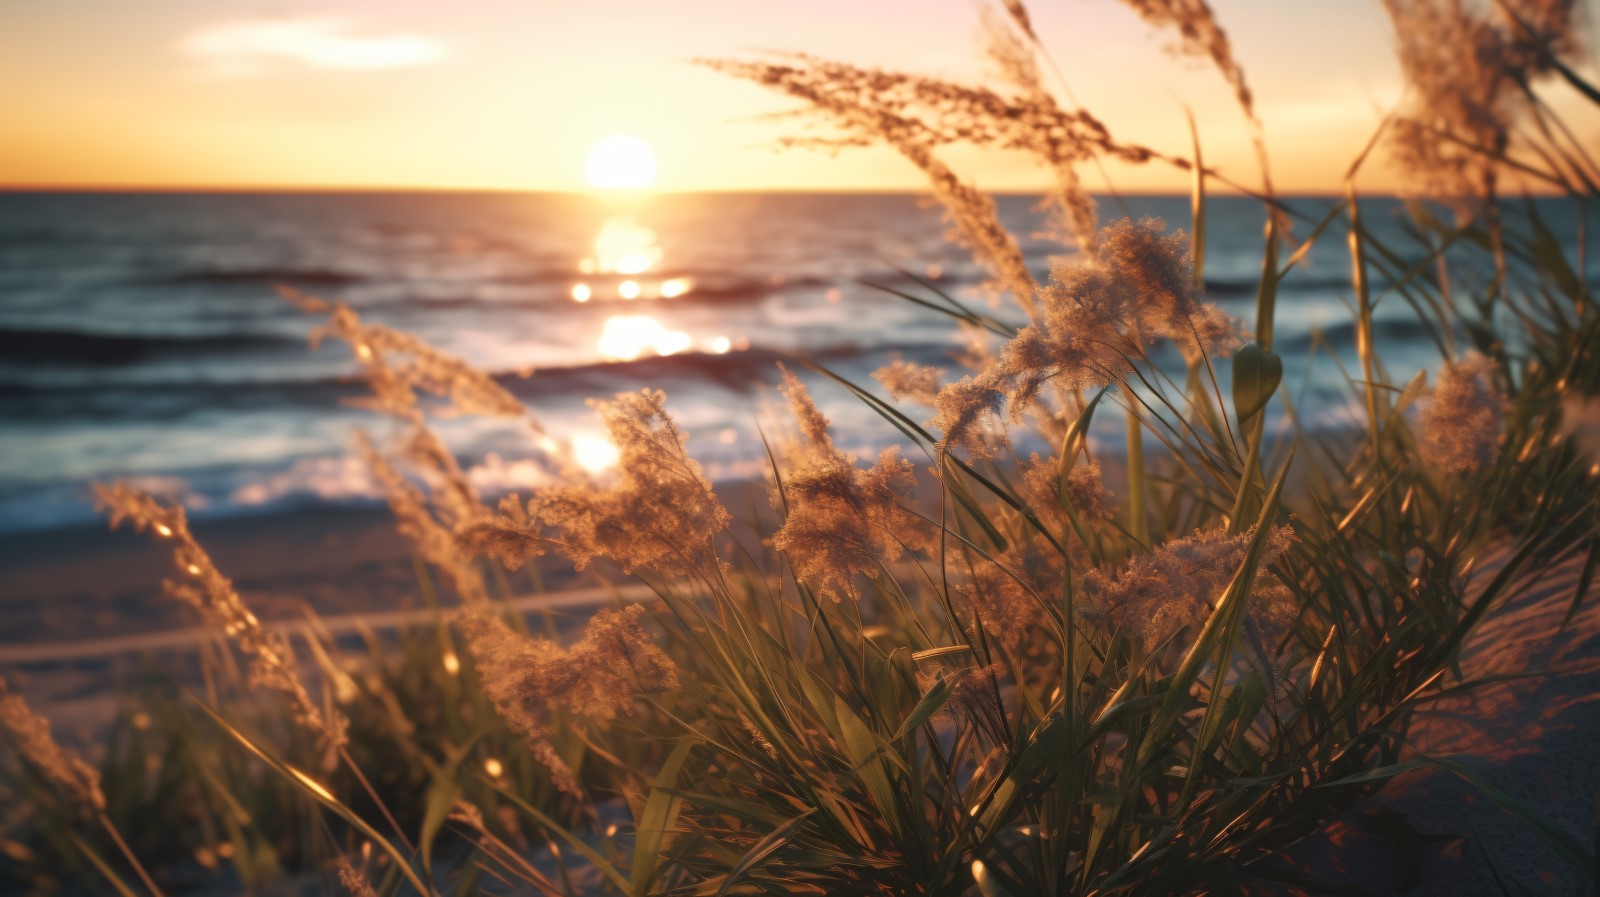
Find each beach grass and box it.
[4,0,1600,894]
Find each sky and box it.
[1,0,1595,194]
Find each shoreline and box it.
[0,475,784,656]
[0,582,653,667]
[0,503,589,654]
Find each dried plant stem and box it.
[339,746,416,853]
[98,811,165,897]
[1125,409,1150,546]
[1347,184,1383,458]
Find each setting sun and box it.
[584,135,656,190]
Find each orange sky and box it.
[1,0,1594,194]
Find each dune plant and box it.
[4,0,1599,894]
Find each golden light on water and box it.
[614,256,652,276]
[598,314,691,360]
[586,218,661,275]
[572,200,728,363]
[584,135,656,190]
[571,214,700,304]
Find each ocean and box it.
[1,191,1593,536]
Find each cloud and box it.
[183,17,446,75]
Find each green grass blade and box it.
[713,808,817,897]
[189,698,434,896]
[65,832,142,897]
[1559,535,1599,632]
[1135,448,1294,774]
[631,736,697,896]
[490,780,633,895]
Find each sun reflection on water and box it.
[583,218,661,276]
[597,315,692,360]
[572,213,747,362]
[572,216,695,303]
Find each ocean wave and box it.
[154,266,367,286]
[0,340,953,418]
[0,326,304,365]
[406,275,819,310]
[1202,274,1355,298]
[1274,317,1437,350]
[0,227,95,247]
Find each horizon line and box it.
[0,182,1402,200]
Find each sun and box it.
[584,135,657,190]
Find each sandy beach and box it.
[1258,549,1600,893]
[6,491,1597,894]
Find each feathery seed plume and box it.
[1081,524,1296,648]
[356,431,490,605]
[873,359,944,406]
[1095,218,1239,357]
[1382,0,1581,216]
[456,494,556,573]
[285,287,544,604]
[336,857,379,897]
[1021,453,1117,526]
[0,676,105,814]
[953,217,1240,427]
[966,534,1069,644]
[1419,351,1509,475]
[930,373,1011,459]
[705,54,1159,308]
[737,709,781,762]
[282,287,531,422]
[1117,0,1255,118]
[91,484,348,753]
[939,663,1010,747]
[459,606,679,792]
[962,454,1112,645]
[999,0,1038,42]
[464,390,729,578]
[770,368,924,599]
[982,7,1099,251]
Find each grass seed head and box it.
[0,676,106,814]
[1420,350,1509,475]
